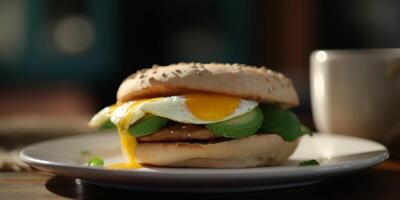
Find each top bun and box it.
[117,63,299,108]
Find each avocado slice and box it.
[129,114,168,137]
[100,119,116,130]
[206,107,264,138]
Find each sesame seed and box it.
[162,73,167,78]
[182,125,186,129]
[170,129,175,134]
[175,69,182,74]
[129,73,137,79]
[139,74,145,79]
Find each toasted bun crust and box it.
[117,63,299,108]
[136,134,299,168]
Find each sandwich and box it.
[89,63,310,168]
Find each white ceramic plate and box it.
[20,133,388,192]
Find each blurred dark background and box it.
[1,0,400,128]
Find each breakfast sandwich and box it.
[89,63,310,168]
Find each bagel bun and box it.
[117,63,299,108]
[136,134,299,168]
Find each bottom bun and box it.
[136,134,299,168]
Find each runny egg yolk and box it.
[185,93,240,121]
[107,99,152,169]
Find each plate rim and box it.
[20,132,389,179]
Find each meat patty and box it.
[137,124,223,142]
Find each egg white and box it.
[141,96,258,124]
[88,106,114,128]
[90,95,258,128]
[110,101,146,128]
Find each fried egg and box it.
[90,93,258,127]
[89,93,258,169]
[141,94,258,124]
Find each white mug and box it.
[310,49,400,146]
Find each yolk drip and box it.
[185,93,240,121]
[107,128,141,169]
[107,98,161,170]
[107,100,145,169]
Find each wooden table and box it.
[1,160,399,200]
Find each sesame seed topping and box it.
[162,73,167,78]
[175,69,182,74]
[128,73,137,79]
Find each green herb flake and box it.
[80,150,91,155]
[298,159,320,167]
[300,125,313,136]
[87,157,104,167]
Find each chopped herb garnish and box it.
[298,159,319,167]
[300,125,313,136]
[87,157,104,167]
[80,150,91,155]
